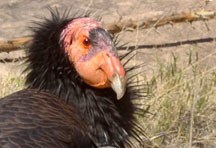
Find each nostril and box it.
[105,52,111,58]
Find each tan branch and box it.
[105,9,216,34]
[0,37,32,53]
[0,9,216,53]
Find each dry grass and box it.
[0,49,215,148]
[0,75,25,98]
[140,49,216,147]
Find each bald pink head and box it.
[60,18,102,52]
[59,17,126,100]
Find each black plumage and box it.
[25,10,146,147]
[0,10,147,148]
[0,89,97,148]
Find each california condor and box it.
[0,10,148,148]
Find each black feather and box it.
[24,10,149,147]
[0,89,97,148]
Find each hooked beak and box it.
[100,52,127,100]
[73,50,126,100]
[111,72,127,100]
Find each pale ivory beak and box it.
[111,72,127,100]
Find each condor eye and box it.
[82,37,91,47]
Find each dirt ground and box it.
[0,0,216,78]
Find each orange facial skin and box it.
[75,51,125,88]
[61,18,126,91]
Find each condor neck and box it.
[25,57,136,145]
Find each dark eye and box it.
[83,37,91,46]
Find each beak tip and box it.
[111,73,127,100]
[116,87,126,100]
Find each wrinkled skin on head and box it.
[60,18,126,100]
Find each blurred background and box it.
[0,0,216,147]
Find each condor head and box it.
[60,18,126,100]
